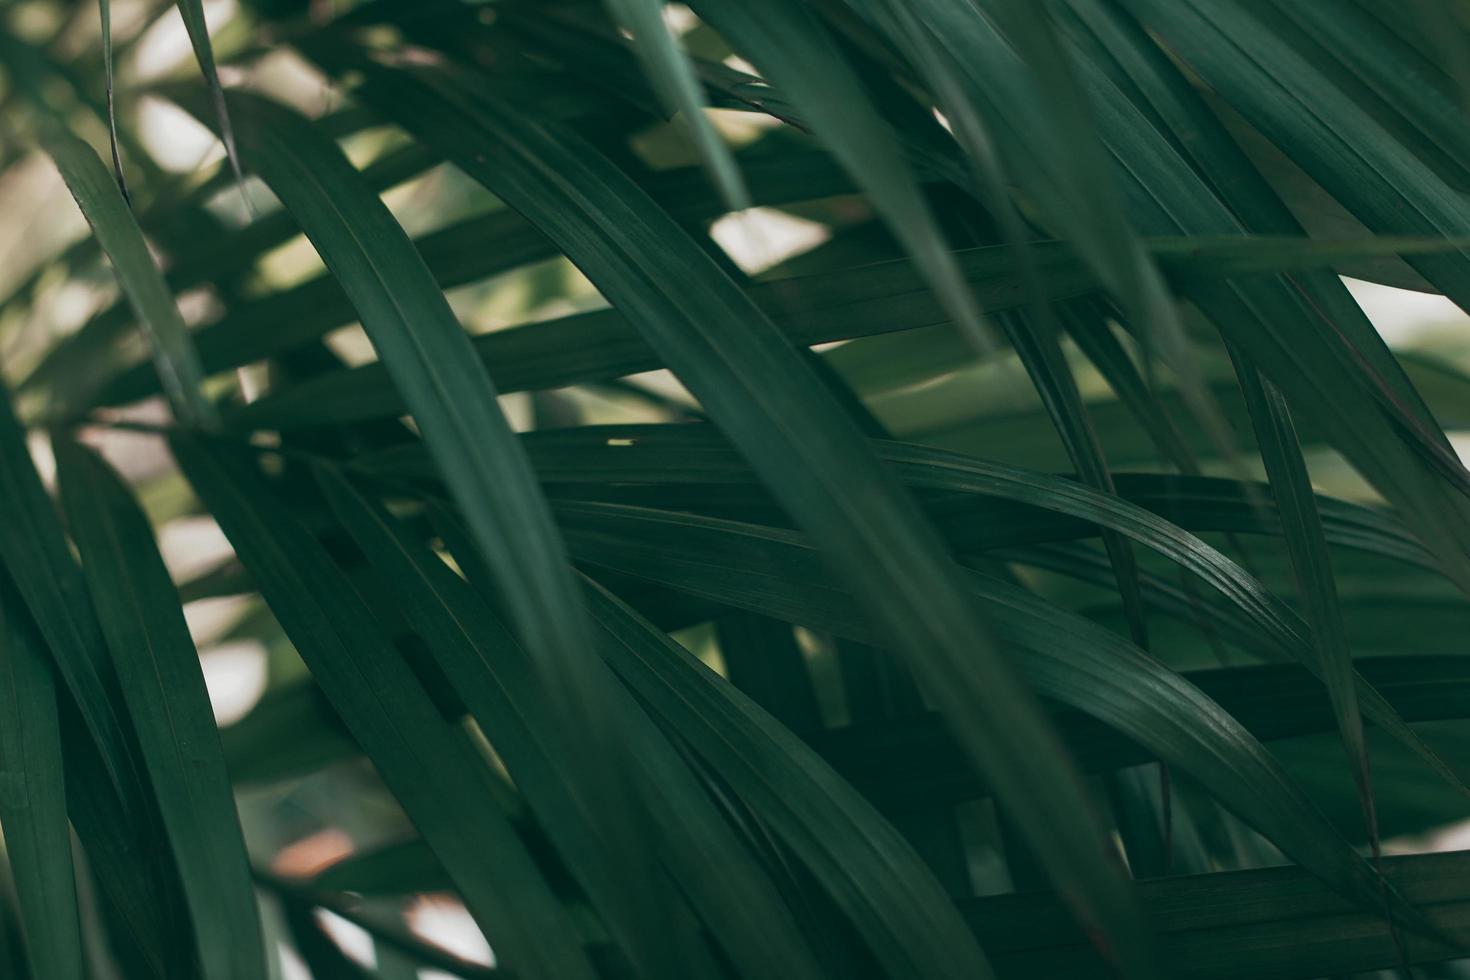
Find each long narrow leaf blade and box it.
[158,89,663,965]
[312,463,824,980]
[330,57,1153,973]
[173,0,246,188]
[1231,356,1376,848]
[690,0,990,345]
[99,0,130,203]
[965,850,1470,978]
[168,432,600,980]
[574,577,999,980]
[54,437,265,980]
[0,379,145,823]
[0,575,82,980]
[466,423,1461,794]
[42,129,214,427]
[555,500,1424,930]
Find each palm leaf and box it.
[312,462,825,980]
[42,129,214,426]
[0,575,82,980]
[601,0,749,207]
[168,432,600,980]
[54,437,265,980]
[8,3,1470,975]
[172,0,246,189]
[552,498,1423,927]
[0,381,145,822]
[322,54,1156,967]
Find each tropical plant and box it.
[5,0,1470,976]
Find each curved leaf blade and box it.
[0,380,145,826]
[554,499,1424,931]
[577,578,1000,980]
[1231,357,1377,849]
[335,58,1152,974]
[602,0,748,208]
[173,0,246,188]
[42,129,214,427]
[54,438,265,980]
[168,433,600,980]
[690,0,990,345]
[480,423,1461,794]
[158,88,662,958]
[312,463,825,980]
[0,575,82,980]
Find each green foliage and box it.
[5,1,1470,977]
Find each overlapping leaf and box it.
[0,575,81,980]
[313,463,824,980]
[169,433,600,980]
[55,438,264,980]
[552,498,1422,927]
[322,55,1152,969]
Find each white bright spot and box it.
[623,369,692,397]
[709,207,830,275]
[200,639,268,726]
[322,324,378,367]
[50,280,103,331]
[709,106,780,145]
[183,594,248,647]
[1425,819,1470,853]
[407,895,495,968]
[158,516,235,581]
[1341,276,1468,345]
[137,95,223,173]
[662,3,698,35]
[315,910,377,968]
[241,48,336,116]
[278,942,310,980]
[500,391,533,433]
[724,54,759,76]
[24,431,56,490]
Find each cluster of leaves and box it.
[5,0,1470,977]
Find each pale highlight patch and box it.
[200,639,267,726]
[183,595,248,647]
[1342,276,1468,346]
[277,942,311,980]
[709,207,829,274]
[315,909,377,968]
[407,895,495,968]
[137,95,222,173]
[158,515,235,582]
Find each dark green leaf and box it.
[313,463,824,980]
[168,432,601,980]
[54,438,265,980]
[0,575,82,980]
[0,380,146,827]
[334,57,1149,969]
[577,578,998,980]
[42,129,214,426]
